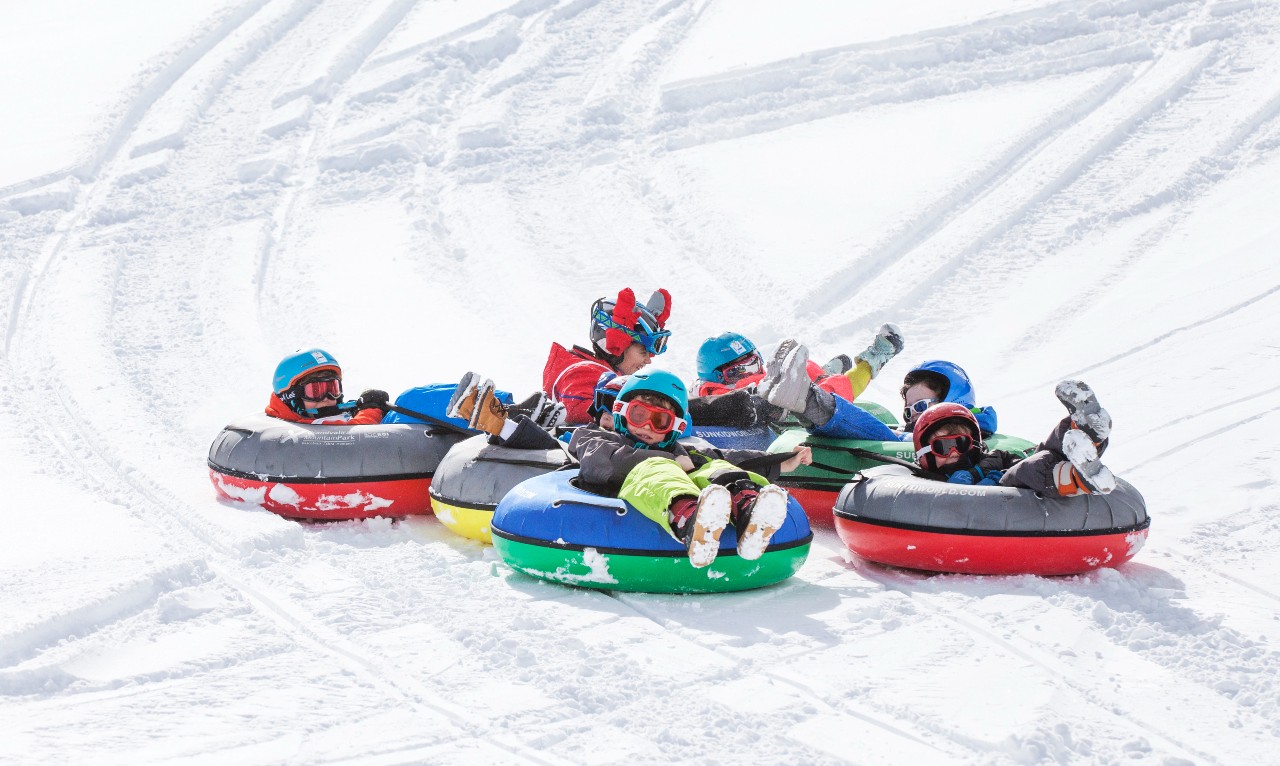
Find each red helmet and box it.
[912,402,980,455]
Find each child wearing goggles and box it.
[542,287,673,425]
[569,370,811,568]
[912,380,1117,497]
[266,348,390,425]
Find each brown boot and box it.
[469,379,508,436]
[447,372,481,423]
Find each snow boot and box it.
[854,323,905,378]
[822,354,853,375]
[681,484,732,568]
[469,379,508,437]
[1060,429,1117,494]
[447,371,481,422]
[759,340,811,414]
[735,484,788,561]
[1055,380,1111,442]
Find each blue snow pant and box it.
[808,395,900,442]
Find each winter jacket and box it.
[542,343,615,425]
[695,360,853,401]
[264,394,385,425]
[568,427,780,496]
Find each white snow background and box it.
[3,0,1279,763]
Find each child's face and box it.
[621,394,680,445]
[300,374,342,410]
[617,343,653,375]
[628,420,665,445]
[597,410,615,430]
[924,422,972,468]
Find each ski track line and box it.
[999,279,1280,400]
[1121,400,1280,473]
[23,377,566,766]
[603,589,972,760]
[2,0,302,358]
[1161,548,1280,608]
[847,560,1231,765]
[817,42,1220,341]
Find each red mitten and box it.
[648,288,672,327]
[605,288,639,355]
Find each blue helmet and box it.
[273,348,342,395]
[613,369,688,448]
[588,371,627,421]
[696,332,757,382]
[903,360,975,407]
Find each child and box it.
[542,287,672,425]
[695,324,904,401]
[265,348,389,425]
[569,370,812,567]
[687,325,903,430]
[900,359,998,436]
[911,380,1116,496]
[588,372,627,430]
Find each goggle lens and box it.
[929,434,972,457]
[903,397,937,424]
[620,400,678,433]
[717,352,763,384]
[301,377,341,400]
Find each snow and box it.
[3,0,1280,763]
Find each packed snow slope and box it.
[3,1,1279,763]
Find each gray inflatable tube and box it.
[833,465,1150,575]
[208,413,466,520]
[428,434,574,543]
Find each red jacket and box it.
[542,343,615,425]
[695,360,853,401]
[265,394,385,425]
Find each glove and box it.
[976,470,1004,486]
[946,471,976,485]
[356,389,390,413]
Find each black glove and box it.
[356,389,390,413]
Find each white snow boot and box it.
[759,340,811,414]
[854,323,905,377]
[1060,429,1117,494]
[1055,379,1111,442]
[684,484,732,569]
[735,484,789,561]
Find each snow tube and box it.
[690,423,775,451]
[428,434,574,544]
[208,413,466,521]
[491,470,812,593]
[768,421,1036,526]
[833,465,1150,576]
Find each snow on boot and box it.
[684,484,732,568]
[447,371,481,421]
[822,354,853,375]
[468,379,508,437]
[1061,429,1116,494]
[854,323,905,377]
[1055,380,1111,442]
[735,484,788,561]
[759,340,811,414]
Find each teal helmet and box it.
[273,348,342,395]
[613,369,688,448]
[696,332,757,382]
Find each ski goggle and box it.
[592,307,671,355]
[717,351,764,384]
[590,388,620,419]
[903,397,937,424]
[300,376,342,400]
[615,399,686,434]
[917,434,973,460]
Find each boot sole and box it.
[762,342,810,413]
[1055,380,1111,441]
[1062,429,1116,494]
[688,485,732,569]
[447,372,481,420]
[737,485,788,561]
